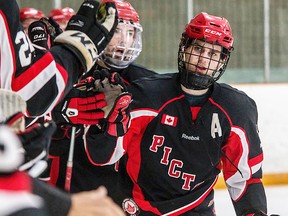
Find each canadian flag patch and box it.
[161,114,178,127]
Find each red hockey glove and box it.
[87,69,131,136]
[54,0,118,72]
[93,70,128,110]
[52,77,107,125]
[105,92,132,137]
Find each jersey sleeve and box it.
[32,177,71,216]
[83,125,120,165]
[220,96,267,214]
[0,0,80,117]
[83,81,155,166]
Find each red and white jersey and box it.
[0,0,79,117]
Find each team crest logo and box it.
[122,198,140,216]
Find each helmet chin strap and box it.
[180,70,213,90]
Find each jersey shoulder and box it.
[128,73,180,109]
[121,63,157,83]
[0,0,22,34]
[213,83,258,117]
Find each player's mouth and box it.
[195,65,207,74]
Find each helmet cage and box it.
[178,37,232,90]
[101,21,142,69]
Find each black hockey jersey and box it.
[49,64,156,195]
[0,0,80,117]
[85,73,266,215]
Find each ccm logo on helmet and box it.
[205,29,222,36]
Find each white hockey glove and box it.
[54,0,118,72]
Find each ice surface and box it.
[214,185,288,215]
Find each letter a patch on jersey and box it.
[161,114,178,127]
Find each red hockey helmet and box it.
[185,12,233,50]
[100,0,142,69]
[48,7,75,22]
[178,12,234,90]
[101,0,140,24]
[20,8,45,22]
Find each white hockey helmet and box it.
[100,0,142,70]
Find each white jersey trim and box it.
[226,126,251,201]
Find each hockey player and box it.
[20,7,45,33]
[0,0,118,118]
[82,12,268,215]
[47,0,156,196]
[0,89,124,216]
[0,125,49,216]
[48,7,75,30]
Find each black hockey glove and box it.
[92,69,127,91]
[52,77,107,125]
[44,17,64,36]
[17,121,56,177]
[28,21,51,49]
[28,17,63,49]
[54,0,118,72]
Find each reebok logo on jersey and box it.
[161,114,178,127]
[182,133,200,141]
